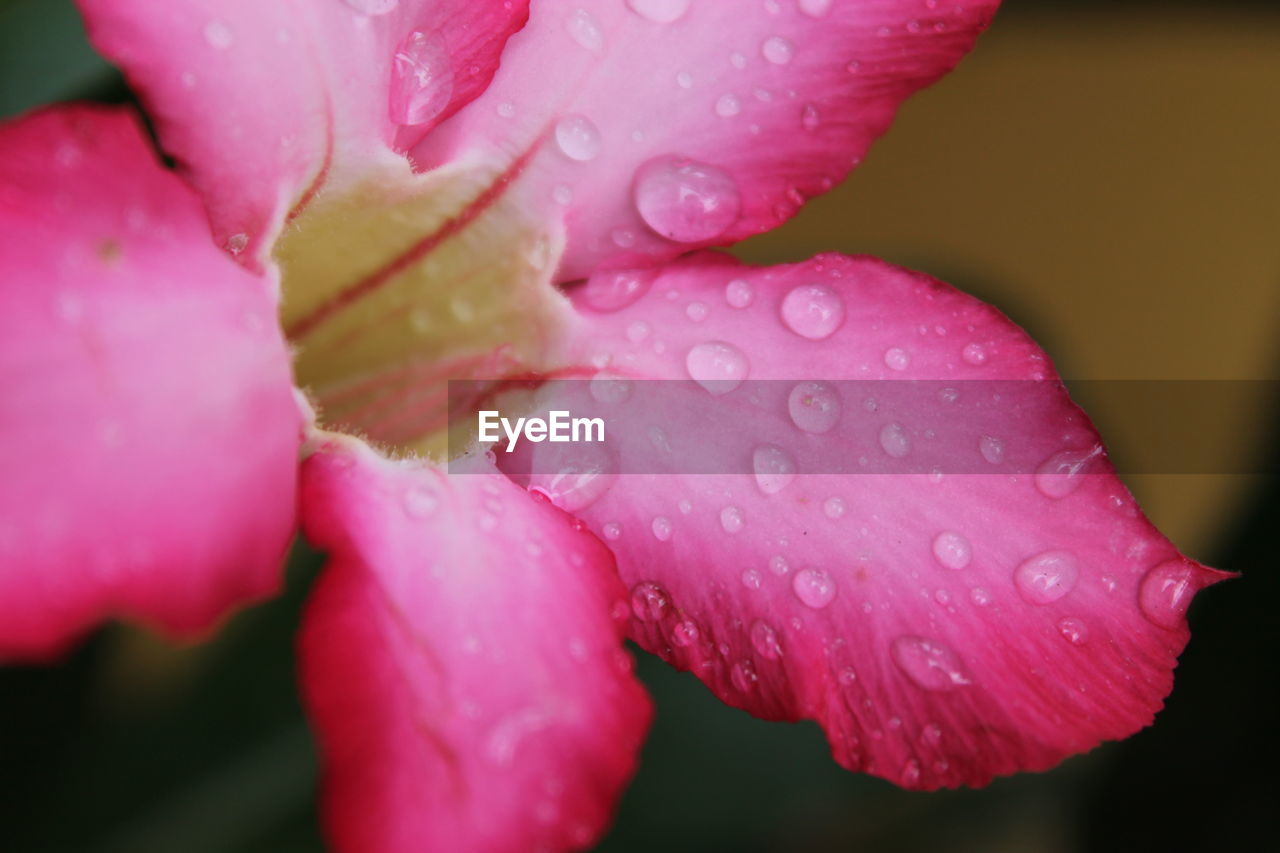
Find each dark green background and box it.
[2,1,1276,851]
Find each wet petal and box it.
[495,252,1229,788]
[76,0,529,265]
[298,436,650,852]
[0,106,300,659]
[413,0,999,278]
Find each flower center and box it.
[275,157,575,456]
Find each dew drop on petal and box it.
[686,341,749,395]
[801,103,821,131]
[625,0,691,23]
[1057,617,1089,645]
[879,422,911,458]
[751,620,783,659]
[1014,550,1079,604]
[823,497,846,519]
[630,581,671,621]
[634,156,741,242]
[720,505,745,533]
[753,444,797,495]
[799,0,833,17]
[714,93,742,117]
[389,30,453,126]
[581,268,656,313]
[1034,446,1102,499]
[891,636,971,690]
[565,7,605,51]
[1138,559,1209,629]
[402,486,439,518]
[761,35,795,64]
[671,618,699,646]
[781,284,844,339]
[731,659,759,692]
[884,347,911,371]
[932,531,972,570]
[962,342,988,365]
[741,568,762,589]
[203,20,234,49]
[725,278,755,308]
[788,381,841,433]
[342,0,398,15]
[769,555,790,576]
[554,114,602,161]
[901,759,922,786]
[979,434,1006,465]
[651,516,672,541]
[793,568,836,609]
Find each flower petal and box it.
[75,0,529,265]
[413,0,999,278]
[0,105,300,659]
[493,252,1229,789]
[297,435,651,853]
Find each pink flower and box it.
[0,1,1228,851]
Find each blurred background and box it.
[2,0,1277,850]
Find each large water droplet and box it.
[1014,550,1079,604]
[1057,617,1088,645]
[751,620,783,659]
[342,0,398,15]
[781,284,844,339]
[761,35,795,64]
[634,156,741,242]
[554,114,602,161]
[753,445,796,494]
[879,422,911,458]
[581,268,656,313]
[528,442,616,512]
[891,636,971,690]
[788,381,841,433]
[686,341,749,395]
[630,581,671,621]
[565,7,604,51]
[389,30,453,126]
[932,531,972,570]
[1138,559,1208,629]
[625,0,691,23]
[1034,445,1102,499]
[720,505,745,533]
[793,568,836,609]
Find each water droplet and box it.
[626,0,691,23]
[626,320,651,342]
[780,284,844,339]
[686,341,749,395]
[962,342,988,365]
[901,759,922,786]
[717,281,753,313]
[801,103,820,131]
[938,387,959,404]
[970,587,992,606]
[879,422,911,458]
[921,722,943,746]
[753,445,797,495]
[671,619,699,646]
[730,51,747,69]
[1035,446,1102,499]
[741,568,762,589]
[1014,550,1079,604]
[226,232,248,255]
[884,347,911,371]
[761,35,795,64]
[342,0,398,15]
[554,114,602,161]
[685,301,709,322]
[932,531,972,570]
[651,516,672,541]
[891,636,971,690]
[402,486,439,518]
[528,443,616,511]
[751,621,783,659]
[203,20,233,49]
[389,30,454,126]
[1057,617,1088,645]
[979,434,1005,464]
[634,156,741,242]
[799,0,833,17]
[496,101,516,118]
[837,667,857,686]
[589,373,632,404]
[793,568,836,609]
[788,381,841,433]
[769,555,790,576]
[630,581,670,620]
[582,268,656,313]
[823,496,846,519]
[731,659,759,691]
[714,93,742,117]
[720,505,745,533]
[565,7,604,51]
[1138,559,1208,629]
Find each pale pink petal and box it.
[493,252,1229,789]
[76,0,529,265]
[413,0,999,278]
[298,435,651,853]
[0,106,300,659]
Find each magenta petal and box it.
[298,437,651,853]
[76,0,530,263]
[413,0,1000,278]
[502,252,1229,789]
[0,106,300,659]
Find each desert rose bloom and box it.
[0,1,1228,851]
